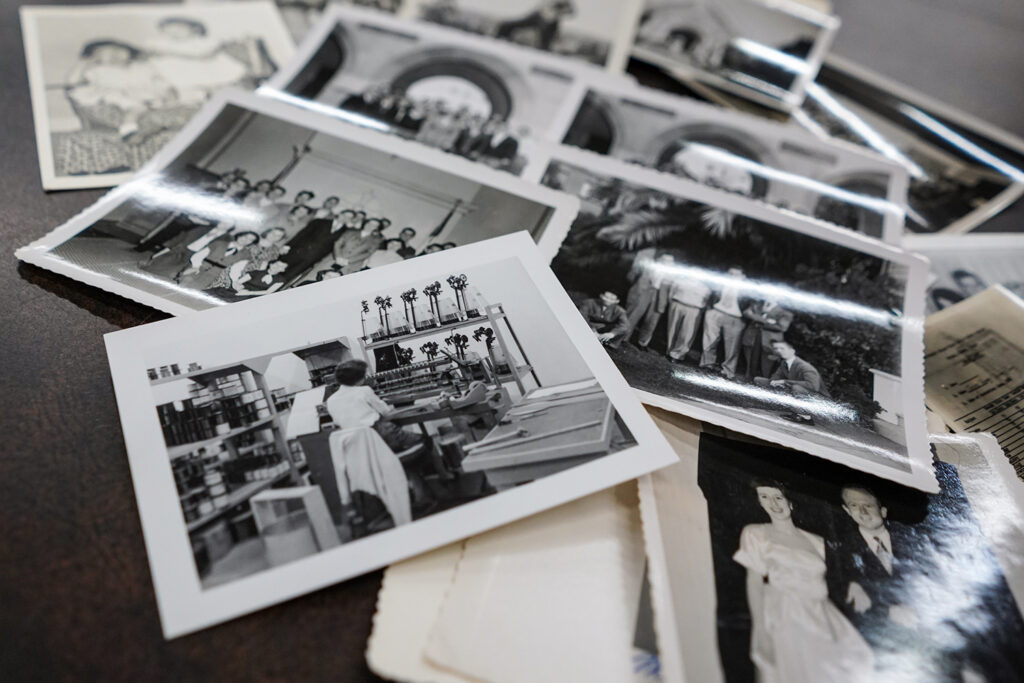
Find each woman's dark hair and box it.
[750,478,789,498]
[399,226,417,237]
[81,40,141,59]
[261,226,285,238]
[379,238,404,250]
[254,179,273,191]
[362,218,385,232]
[334,360,369,386]
[233,230,259,244]
[289,204,312,215]
[157,17,208,36]
[296,190,315,200]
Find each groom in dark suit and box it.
[826,486,921,642]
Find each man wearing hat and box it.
[577,291,630,348]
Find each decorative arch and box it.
[370,47,529,124]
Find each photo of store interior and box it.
[147,261,636,588]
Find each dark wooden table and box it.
[2,1,1021,680]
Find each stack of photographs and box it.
[14,1,1024,676]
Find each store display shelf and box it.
[186,471,291,533]
[167,416,275,459]
[362,314,493,349]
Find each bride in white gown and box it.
[734,481,874,683]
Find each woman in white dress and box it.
[734,481,874,683]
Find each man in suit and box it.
[625,252,676,350]
[753,339,828,397]
[699,267,746,378]
[666,272,711,364]
[741,299,794,379]
[826,486,922,661]
[577,291,630,348]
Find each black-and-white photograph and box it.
[550,82,907,242]
[540,149,934,489]
[16,91,577,316]
[189,0,404,44]
[639,415,1024,683]
[103,235,676,636]
[632,0,838,110]
[20,2,295,190]
[795,56,1024,235]
[905,234,1024,313]
[407,0,642,71]
[265,5,591,175]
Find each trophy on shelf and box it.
[396,345,415,366]
[374,295,393,340]
[474,326,510,375]
[423,281,444,327]
[446,274,469,319]
[445,332,470,360]
[420,341,440,361]
[400,288,421,334]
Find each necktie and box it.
[873,536,894,574]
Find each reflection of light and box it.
[730,38,810,75]
[898,104,1024,183]
[671,368,910,466]
[257,88,393,133]
[675,366,856,420]
[684,143,904,222]
[130,179,265,226]
[646,260,899,327]
[805,83,928,179]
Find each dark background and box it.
[2,0,1022,681]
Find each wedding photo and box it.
[103,235,675,636]
[905,234,1024,313]
[16,91,578,316]
[408,0,643,71]
[21,2,295,190]
[632,0,838,109]
[554,83,907,242]
[795,56,1024,235]
[265,5,589,175]
[638,416,1024,683]
[539,150,933,489]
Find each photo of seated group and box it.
[17,91,575,315]
[104,235,673,636]
[540,152,933,490]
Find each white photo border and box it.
[103,232,678,638]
